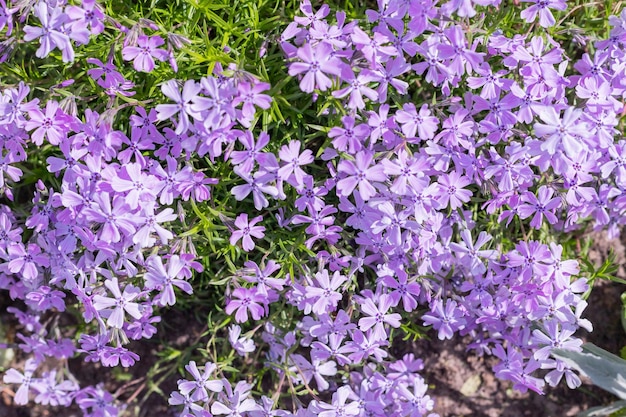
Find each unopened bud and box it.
[167,33,192,50]
[59,95,78,118]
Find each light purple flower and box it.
[233,81,272,124]
[521,0,567,27]
[517,185,561,229]
[358,293,401,341]
[332,67,379,110]
[25,100,73,146]
[336,150,386,201]
[145,255,193,307]
[156,80,202,134]
[25,286,66,312]
[225,287,266,322]
[435,171,472,210]
[395,103,439,141]
[177,360,224,402]
[313,386,359,417]
[23,2,72,61]
[7,243,49,281]
[532,319,582,361]
[229,325,256,355]
[230,213,265,252]
[92,277,143,329]
[422,299,465,340]
[288,42,343,93]
[31,370,78,406]
[534,107,587,158]
[3,359,38,405]
[122,35,169,72]
[277,140,313,185]
[305,269,346,315]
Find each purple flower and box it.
[25,286,66,312]
[25,100,73,146]
[435,108,475,147]
[177,360,224,402]
[312,386,359,417]
[229,325,256,355]
[133,203,177,248]
[118,126,155,165]
[511,358,546,394]
[83,192,137,243]
[295,175,327,212]
[351,26,397,65]
[233,81,272,124]
[277,140,314,186]
[100,346,140,367]
[230,213,265,252]
[438,25,484,75]
[345,328,388,362]
[109,162,163,209]
[87,57,125,86]
[66,0,105,35]
[305,269,346,315]
[225,287,266,322]
[374,56,411,102]
[435,171,472,210]
[311,333,351,366]
[3,359,38,405]
[241,259,285,295]
[380,269,421,312]
[145,255,193,306]
[337,150,386,201]
[449,229,498,275]
[229,131,271,176]
[414,38,451,86]
[7,242,49,281]
[23,2,72,61]
[156,79,202,134]
[517,185,561,229]
[358,293,401,341]
[231,169,279,210]
[328,115,370,154]
[441,0,478,17]
[0,0,15,36]
[122,35,169,72]
[381,149,429,195]
[507,240,552,282]
[126,310,161,340]
[422,299,465,340]
[288,42,343,93]
[395,103,439,141]
[534,107,587,158]
[332,67,379,110]
[531,319,582,361]
[291,204,337,236]
[210,382,261,417]
[396,376,435,416]
[31,370,77,406]
[289,353,337,391]
[168,391,206,416]
[295,0,330,26]
[520,0,567,27]
[92,277,143,329]
[76,384,118,417]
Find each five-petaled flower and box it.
[230,213,266,252]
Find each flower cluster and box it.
[1,0,625,416]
